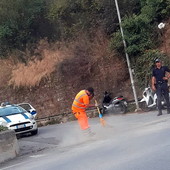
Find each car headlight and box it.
[29,114,34,120]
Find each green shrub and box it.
[110,0,170,58]
[134,50,170,88]
[0,126,8,132]
[109,0,170,89]
[0,0,48,57]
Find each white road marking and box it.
[1,154,46,170]
[1,162,26,170]
[30,154,45,158]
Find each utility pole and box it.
[114,0,140,111]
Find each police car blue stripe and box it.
[21,113,29,119]
[3,116,11,123]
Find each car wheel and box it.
[31,129,38,135]
[16,134,21,139]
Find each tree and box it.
[110,0,170,58]
[0,0,49,57]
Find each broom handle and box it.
[95,100,106,127]
[95,100,101,115]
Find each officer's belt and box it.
[156,80,166,84]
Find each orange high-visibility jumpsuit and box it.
[72,90,90,130]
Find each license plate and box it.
[17,124,25,129]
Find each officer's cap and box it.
[155,58,161,63]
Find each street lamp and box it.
[114,0,140,111]
[158,22,165,29]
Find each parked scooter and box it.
[102,91,127,114]
[139,86,169,111]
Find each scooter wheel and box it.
[119,103,127,114]
[140,102,151,112]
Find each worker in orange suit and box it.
[72,87,96,137]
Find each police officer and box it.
[151,58,170,116]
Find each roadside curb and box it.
[0,130,19,163]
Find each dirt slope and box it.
[9,18,170,119]
[0,33,135,118]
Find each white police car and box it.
[0,103,38,135]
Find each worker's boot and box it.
[157,110,162,116]
[84,128,95,138]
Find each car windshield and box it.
[18,103,31,111]
[0,106,27,117]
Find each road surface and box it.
[1,110,170,170]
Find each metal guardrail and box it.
[36,108,98,126]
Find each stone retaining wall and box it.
[0,130,19,163]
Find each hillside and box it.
[0,31,134,119]
[0,19,170,119]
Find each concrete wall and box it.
[0,130,19,163]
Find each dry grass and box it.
[1,29,111,88]
[91,30,110,60]
[9,49,64,88]
[0,59,14,87]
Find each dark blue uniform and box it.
[152,66,170,112]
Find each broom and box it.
[95,100,106,127]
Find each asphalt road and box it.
[1,110,170,170]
